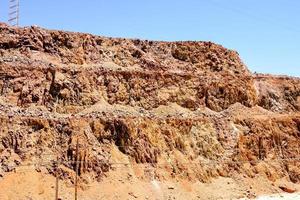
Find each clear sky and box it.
[0,0,299,77]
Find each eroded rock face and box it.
[0,24,300,184]
[255,75,300,112]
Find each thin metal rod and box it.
[9,11,17,15]
[8,17,17,21]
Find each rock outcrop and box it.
[1,23,300,189]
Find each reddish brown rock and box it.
[279,184,296,193]
[0,24,300,188]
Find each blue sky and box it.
[0,0,299,76]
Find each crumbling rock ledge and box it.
[0,24,300,191]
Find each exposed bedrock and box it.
[0,24,300,184]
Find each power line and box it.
[207,0,300,34]
[7,156,300,169]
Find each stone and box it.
[279,184,296,193]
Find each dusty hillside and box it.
[0,23,300,199]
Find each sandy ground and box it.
[252,193,300,200]
[0,165,299,200]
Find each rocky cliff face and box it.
[1,23,300,192]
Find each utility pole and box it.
[8,0,20,26]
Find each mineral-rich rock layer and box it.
[1,23,300,193]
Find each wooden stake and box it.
[55,156,59,200]
[75,139,79,200]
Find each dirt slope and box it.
[1,23,300,199]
